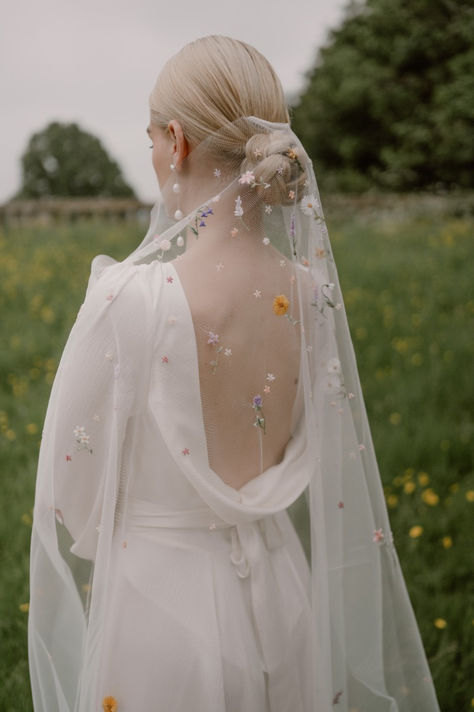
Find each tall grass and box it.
[0,209,472,711]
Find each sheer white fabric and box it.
[28,117,440,711]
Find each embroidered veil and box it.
[28,113,440,711]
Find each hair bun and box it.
[241,132,307,206]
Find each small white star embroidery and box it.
[253,290,262,298]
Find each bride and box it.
[28,35,440,711]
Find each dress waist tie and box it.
[123,496,290,671]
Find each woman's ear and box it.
[167,120,189,168]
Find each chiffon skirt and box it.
[99,499,314,711]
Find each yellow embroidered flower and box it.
[287,148,298,160]
[273,295,289,316]
[102,696,118,712]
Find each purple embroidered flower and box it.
[207,331,219,345]
[253,394,263,408]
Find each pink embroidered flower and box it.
[182,448,190,456]
[337,501,344,509]
[106,293,114,301]
[166,276,174,283]
[264,385,271,394]
[373,528,384,543]
[207,331,219,345]
[65,454,72,462]
[288,190,295,199]
[359,443,365,451]
[161,356,169,364]
[231,227,239,237]
[238,171,255,185]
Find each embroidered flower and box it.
[287,148,298,160]
[373,528,384,543]
[301,257,310,267]
[216,262,224,272]
[234,195,243,217]
[177,236,184,247]
[264,385,271,394]
[106,293,114,301]
[102,696,118,712]
[253,290,262,298]
[182,448,190,456]
[166,276,174,283]
[231,227,239,237]
[213,168,221,177]
[105,351,113,360]
[65,454,72,462]
[224,348,232,357]
[161,356,169,364]
[252,394,266,433]
[238,171,255,185]
[288,190,295,199]
[273,295,289,316]
[158,239,171,251]
[315,248,325,258]
[264,204,272,214]
[262,236,270,245]
[300,193,322,220]
[279,260,286,268]
[207,331,219,345]
[337,501,344,509]
[73,425,92,453]
[266,373,275,382]
[327,357,342,375]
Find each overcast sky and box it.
[1,0,350,203]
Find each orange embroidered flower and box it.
[102,696,118,712]
[273,295,289,316]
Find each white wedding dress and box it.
[97,260,313,710]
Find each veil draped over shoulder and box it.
[28,116,440,711]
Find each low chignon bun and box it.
[241,132,308,206]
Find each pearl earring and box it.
[170,162,183,221]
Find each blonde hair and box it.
[149,35,289,145]
[149,36,306,205]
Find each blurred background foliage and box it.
[16,122,136,200]
[291,0,474,193]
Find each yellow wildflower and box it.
[434,618,447,629]
[26,423,38,435]
[102,696,118,712]
[386,494,398,509]
[273,295,289,316]
[409,525,423,539]
[403,481,416,495]
[442,536,452,549]
[19,602,29,613]
[421,488,439,506]
[418,472,429,487]
[466,490,474,503]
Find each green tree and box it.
[17,122,136,198]
[292,0,474,192]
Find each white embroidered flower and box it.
[213,168,221,177]
[158,239,171,251]
[266,373,276,382]
[253,290,262,298]
[327,357,342,375]
[264,204,272,214]
[262,237,270,245]
[73,425,85,439]
[234,195,243,217]
[224,348,232,357]
[300,194,321,216]
[176,236,184,247]
[238,171,255,185]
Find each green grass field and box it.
[0,206,472,711]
